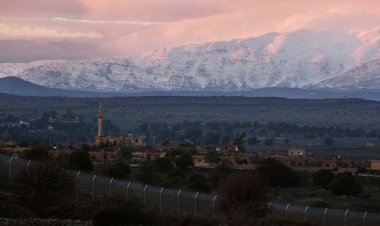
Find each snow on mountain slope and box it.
[316,59,380,90]
[0,29,380,92]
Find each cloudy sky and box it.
[0,0,379,62]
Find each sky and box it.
[0,0,379,62]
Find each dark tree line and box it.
[135,121,379,145]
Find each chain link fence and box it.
[1,154,380,225]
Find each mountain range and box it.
[0,29,380,93]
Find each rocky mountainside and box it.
[0,29,379,92]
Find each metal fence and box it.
[1,154,380,226]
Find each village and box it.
[1,101,380,175]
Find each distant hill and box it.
[1,76,380,100]
[0,76,113,97]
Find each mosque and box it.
[94,100,144,146]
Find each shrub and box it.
[168,168,186,179]
[255,159,299,187]
[187,174,210,193]
[105,161,131,180]
[153,157,174,173]
[208,165,233,188]
[313,169,334,188]
[205,151,221,164]
[17,162,74,216]
[175,153,194,170]
[218,172,268,225]
[22,143,50,161]
[69,151,93,171]
[328,172,362,196]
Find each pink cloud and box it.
[0,0,379,62]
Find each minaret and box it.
[97,100,104,137]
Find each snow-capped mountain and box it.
[0,29,380,92]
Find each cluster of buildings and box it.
[193,147,358,173]
[1,100,380,175]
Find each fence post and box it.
[324,208,328,225]
[9,156,14,181]
[212,194,218,219]
[109,178,114,198]
[177,189,181,215]
[26,160,31,177]
[143,185,148,212]
[304,205,309,222]
[194,192,199,216]
[76,171,81,200]
[159,187,164,214]
[285,203,290,221]
[92,175,97,203]
[363,212,368,226]
[344,209,349,226]
[126,181,131,200]
[268,202,273,219]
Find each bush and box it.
[218,172,268,225]
[255,159,299,187]
[69,151,93,171]
[175,153,194,171]
[187,174,210,193]
[17,162,74,216]
[208,165,233,188]
[313,169,334,188]
[328,172,362,196]
[22,143,50,161]
[105,161,131,180]
[153,157,174,173]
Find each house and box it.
[319,159,356,172]
[220,144,238,152]
[288,148,306,157]
[88,151,119,165]
[131,151,166,164]
[370,160,380,172]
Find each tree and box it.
[313,169,334,188]
[208,165,233,188]
[175,153,194,170]
[218,173,268,225]
[18,162,74,216]
[328,172,362,196]
[233,131,246,152]
[323,137,335,146]
[205,151,221,164]
[254,159,299,187]
[152,157,174,173]
[22,143,50,161]
[105,161,131,180]
[69,151,93,171]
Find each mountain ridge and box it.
[1,29,380,92]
